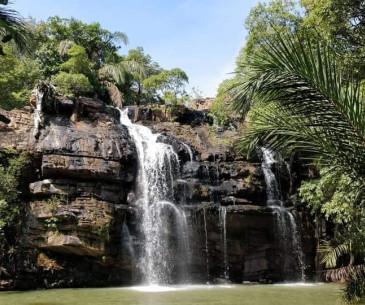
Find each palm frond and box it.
[318,239,352,269]
[325,264,365,283]
[342,268,365,303]
[112,31,129,45]
[99,60,146,85]
[59,39,75,56]
[237,102,325,159]
[99,63,128,85]
[125,60,147,80]
[0,7,32,53]
[232,32,365,182]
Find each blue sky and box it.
[12,0,265,97]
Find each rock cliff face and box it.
[0,92,137,289]
[0,91,315,290]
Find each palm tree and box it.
[231,31,365,303]
[99,60,146,107]
[319,231,365,303]
[232,32,365,184]
[0,3,31,55]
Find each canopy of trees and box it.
[0,8,189,110]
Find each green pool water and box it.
[0,283,349,305]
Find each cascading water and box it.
[203,207,210,283]
[261,147,305,281]
[33,88,44,137]
[213,154,220,186]
[182,142,194,165]
[121,215,135,261]
[119,108,190,285]
[261,148,281,206]
[219,206,229,281]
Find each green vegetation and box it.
[209,78,238,126]
[40,196,60,214]
[3,0,365,300]
[0,4,189,109]
[0,149,28,250]
[236,0,300,67]
[210,0,301,127]
[0,3,32,54]
[228,0,365,303]
[93,224,110,245]
[44,217,59,233]
[52,71,93,97]
[0,47,41,109]
[143,68,189,105]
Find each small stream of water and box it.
[261,147,305,281]
[219,206,229,281]
[203,207,210,283]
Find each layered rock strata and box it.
[0,89,315,289]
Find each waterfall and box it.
[287,212,305,280]
[182,142,196,177]
[213,154,220,185]
[204,163,210,182]
[33,88,44,137]
[260,147,305,281]
[119,108,190,285]
[203,207,210,283]
[261,147,281,206]
[182,142,194,164]
[219,206,229,281]
[121,215,135,260]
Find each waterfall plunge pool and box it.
[0,284,345,305]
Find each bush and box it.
[0,150,28,243]
[0,48,42,110]
[52,71,93,97]
[210,78,238,126]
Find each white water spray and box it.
[203,208,210,283]
[219,206,229,281]
[261,147,305,281]
[182,142,194,165]
[119,108,190,285]
[33,88,44,137]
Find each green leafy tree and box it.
[143,68,188,104]
[301,170,365,303]
[59,44,92,74]
[52,72,93,97]
[120,47,162,104]
[300,167,365,223]
[98,58,146,106]
[236,0,300,67]
[126,47,161,95]
[0,47,41,109]
[0,150,28,247]
[301,0,365,80]
[44,16,128,67]
[51,44,93,97]
[30,16,129,85]
[210,78,239,126]
[233,32,365,182]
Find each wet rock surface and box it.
[0,90,137,289]
[0,91,315,290]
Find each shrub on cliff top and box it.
[52,71,93,97]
